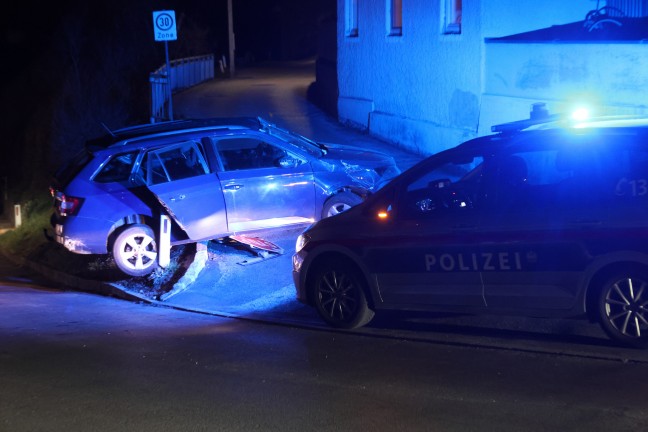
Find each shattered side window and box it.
[138,141,210,185]
[93,151,139,183]
[214,137,288,171]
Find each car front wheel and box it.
[112,224,158,277]
[322,191,363,218]
[310,260,374,329]
[597,271,648,348]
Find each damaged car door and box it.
[211,135,316,232]
[142,140,228,240]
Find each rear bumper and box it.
[54,223,93,254]
[50,213,110,255]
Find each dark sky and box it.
[3,1,225,65]
[2,0,335,67]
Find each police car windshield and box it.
[405,153,485,194]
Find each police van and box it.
[292,107,648,348]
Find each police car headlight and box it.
[295,233,310,253]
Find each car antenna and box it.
[100,122,116,138]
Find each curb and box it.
[2,252,149,304]
[160,242,209,301]
[1,242,209,306]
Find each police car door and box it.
[477,140,609,312]
[367,151,487,309]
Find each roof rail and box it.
[86,117,263,149]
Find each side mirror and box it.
[278,156,302,168]
[428,178,451,189]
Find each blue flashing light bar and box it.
[492,103,561,133]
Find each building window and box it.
[388,0,402,36]
[443,0,462,34]
[346,0,359,37]
[606,0,648,17]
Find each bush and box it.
[0,195,52,259]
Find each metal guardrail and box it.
[150,54,215,123]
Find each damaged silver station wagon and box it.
[50,117,400,276]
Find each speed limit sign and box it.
[153,10,177,41]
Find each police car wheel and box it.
[112,224,159,277]
[322,191,363,218]
[311,261,374,329]
[597,271,648,348]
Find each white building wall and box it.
[337,0,602,155]
[479,41,648,136]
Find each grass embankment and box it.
[0,196,52,260]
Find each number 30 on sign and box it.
[153,10,177,41]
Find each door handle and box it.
[569,219,602,227]
[452,224,477,232]
[223,184,243,191]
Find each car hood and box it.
[319,143,395,167]
[316,143,400,191]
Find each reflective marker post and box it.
[159,215,171,268]
[14,204,21,228]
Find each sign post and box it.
[227,0,236,77]
[153,10,178,121]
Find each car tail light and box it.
[54,191,83,216]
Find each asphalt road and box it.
[2,260,648,432]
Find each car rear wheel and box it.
[310,260,374,329]
[322,191,362,218]
[112,224,158,277]
[597,271,648,348]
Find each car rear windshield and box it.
[53,149,93,187]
